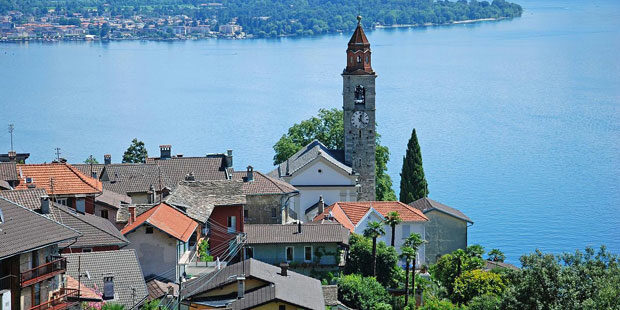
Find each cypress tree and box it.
[399,128,428,203]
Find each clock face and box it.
[351,111,370,129]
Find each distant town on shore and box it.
[0,0,522,42]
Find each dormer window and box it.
[354,85,365,104]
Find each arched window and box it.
[356,55,361,63]
[365,55,369,63]
[354,85,365,104]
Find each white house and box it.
[269,140,358,222]
[313,201,429,267]
[121,202,198,282]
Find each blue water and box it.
[1,0,618,264]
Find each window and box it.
[366,55,369,63]
[271,208,277,218]
[401,224,411,239]
[356,55,361,63]
[304,246,312,262]
[279,306,285,310]
[245,247,254,259]
[146,226,154,234]
[285,247,294,262]
[354,85,365,104]
[56,198,68,206]
[100,209,109,219]
[227,216,236,233]
[243,210,249,221]
[82,248,93,253]
[76,198,85,213]
[32,283,41,306]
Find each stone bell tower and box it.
[343,16,376,201]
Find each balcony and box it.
[20,258,67,288]
[29,288,79,310]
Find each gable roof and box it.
[271,140,352,178]
[0,196,81,259]
[121,202,198,242]
[164,180,245,223]
[95,189,131,210]
[50,204,129,249]
[63,250,148,307]
[72,163,105,179]
[0,162,18,181]
[101,163,164,195]
[0,188,48,211]
[409,197,473,224]
[313,201,429,232]
[245,223,349,245]
[15,163,103,195]
[183,259,325,310]
[148,156,229,182]
[231,170,297,195]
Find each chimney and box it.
[297,221,302,234]
[246,166,254,182]
[159,145,172,160]
[7,151,16,162]
[279,262,289,276]
[40,195,50,214]
[225,150,233,168]
[318,196,324,215]
[185,172,195,181]
[104,154,111,165]
[128,206,136,224]
[236,276,245,299]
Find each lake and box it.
[0,0,618,264]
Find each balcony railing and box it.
[29,288,78,310]
[20,257,67,288]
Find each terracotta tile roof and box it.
[0,188,48,211]
[231,170,297,195]
[245,223,349,245]
[0,162,18,181]
[15,163,103,195]
[146,279,178,301]
[0,196,81,259]
[121,202,198,242]
[65,276,103,301]
[409,197,473,223]
[313,201,428,232]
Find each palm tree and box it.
[363,221,386,277]
[384,211,402,247]
[404,233,426,301]
[400,246,415,306]
[487,249,505,262]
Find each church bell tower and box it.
[343,16,376,201]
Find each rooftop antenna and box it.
[54,147,61,162]
[8,124,14,151]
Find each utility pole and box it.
[8,124,14,151]
[54,147,61,162]
[177,276,183,310]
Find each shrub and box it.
[453,269,505,304]
[337,274,391,310]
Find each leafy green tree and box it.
[487,249,505,262]
[122,138,148,163]
[399,128,429,204]
[453,269,505,304]
[384,211,402,247]
[467,294,501,310]
[430,245,486,300]
[364,221,386,277]
[501,246,620,310]
[344,234,401,287]
[101,304,124,310]
[84,155,99,164]
[272,108,396,201]
[337,274,391,310]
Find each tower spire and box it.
[344,16,373,75]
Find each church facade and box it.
[270,17,378,221]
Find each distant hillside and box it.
[1,0,523,38]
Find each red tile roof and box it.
[313,201,428,232]
[121,202,197,242]
[15,163,102,195]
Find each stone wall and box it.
[244,195,284,224]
